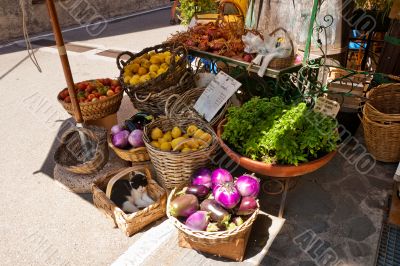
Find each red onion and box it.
[213,182,241,209]
[191,168,212,188]
[211,168,233,188]
[111,125,124,135]
[185,211,209,231]
[235,174,260,197]
[112,130,130,148]
[237,196,258,215]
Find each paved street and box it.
[0,7,398,266]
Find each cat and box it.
[110,172,154,213]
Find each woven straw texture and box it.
[54,126,109,174]
[129,71,195,115]
[167,185,259,245]
[92,166,167,236]
[362,83,400,162]
[268,28,295,69]
[58,87,123,121]
[107,134,150,162]
[143,117,219,190]
[165,87,231,127]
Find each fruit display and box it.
[122,50,181,86]
[168,22,254,63]
[110,112,154,150]
[58,78,122,103]
[169,167,260,232]
[149,124,212,153]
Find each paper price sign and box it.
[313,97,340,118]
[194,71,241,122]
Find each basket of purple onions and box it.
[166,167,260,261]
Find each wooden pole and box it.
[377,19,400,75]
[45,0,83,123]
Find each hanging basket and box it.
[129,71,195,115]
[92,166,167,236]
[167,185,259,261]
[165,87,231,128]
[117,43,188,96]
[54,126,109,174]
[361,83,400,162]
[268,27,296,69]
[143,117,219,190]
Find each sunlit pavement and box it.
[0,7,398,266]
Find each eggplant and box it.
[236,196,257,215]
[186,185,210,199]
[124,112,153,131]
[169,194,199,218]
[200,199,231,227]
[185,211,209,231]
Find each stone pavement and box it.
[1,7,398,266]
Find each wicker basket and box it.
[57,82,123,121]
[92,166,167,236]
[54,126,109,174]
[268,28,295,69]
[107,134,150,162]
[129,71,195,115]
[361,83,400,162]
[143,117,219,190]
[165,87,231,127]
[167,186,259,261]
[117,43,188,95]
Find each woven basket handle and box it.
[134,92,153,103]
[165,94,181,117]
[269,27,295,57]
[105,166,152,198]
[60,127,99,144]
[116,51,136,71]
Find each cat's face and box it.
[129,172,148,192]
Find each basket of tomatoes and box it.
[57,78,123,121]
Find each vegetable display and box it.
[169,167,259,232]
[222,97,339,165]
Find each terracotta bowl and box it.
[217,119,337,178]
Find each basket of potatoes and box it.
[117,44,190,115]
[143,117,219,190]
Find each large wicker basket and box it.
[165,87,231,127]
[143,117,219,190]
[167,186,259,261]
[361,83,400,162]
[129,71,195,115]
[54,126,109,174]
[57,82,123,121]
[92,166,167,236]
[107,134,150,162]
[117,44,188,96]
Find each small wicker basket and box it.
[165,87,231,128]
[92,166,167,236]
[268,28,295,69]
[57,82,123,121]
[143,117,219,190]
[107,134,150,162]
[167,186,259,261]
[361,83,400,162]
[54,126,109,174]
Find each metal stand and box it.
[264,177,298,218]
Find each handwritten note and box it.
[313,97,340,118]
[194,71,241,122]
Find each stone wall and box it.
[0,0,170,43]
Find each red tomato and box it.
[99,96,107,100]
[114,86,122,93]
[64,96,71,103]
[77,83,86,90]
[106,90,115,96]
[94,93,101,98]
[60,89,69,99]
[111,80,119,86]
[86,85,95,92]
[88,94,95,100]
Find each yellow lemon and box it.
[132,58,141,64]
[182,134,189,139]
[164,51,171,57]
[193,129,205,139]
[130,63,140,73]
[171,126,182,139]
[175,55,180,62]
[199,132,212,144]
[140,59,151,68]
[160,142,172,152]
[150,56,162,64]
[137,67,148,75]
[139,74,151,83]
[181,147,191,153]
[157,53,166,62]
[148,51,156,56]
[164,55,172,65]
[157,68,166,75]
[151,141,160,148]
[158,137,168,144]
[149,64,159,73]
[149,72,157,79]
[151,127,163,140]
[171,137,186,150]
[163,131,172,142]
[129,75,140,86]
[186,125,198,136]
[140,53,150,60]
[123,75,131,84]
[186,138,199,149]
[160,63,169,70]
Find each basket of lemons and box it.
[143,117,219,190]
[117,44,191,115]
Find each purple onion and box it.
[128,129,144,148]
[211,168,233,188]
[213,182,241,209]
[169,194,199,218]
[191,168,212,188]
[112,130,130,148]
[185,211,209,231]
[235,174,260,197]
[237,196,258,215]
[111,124,124,135]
